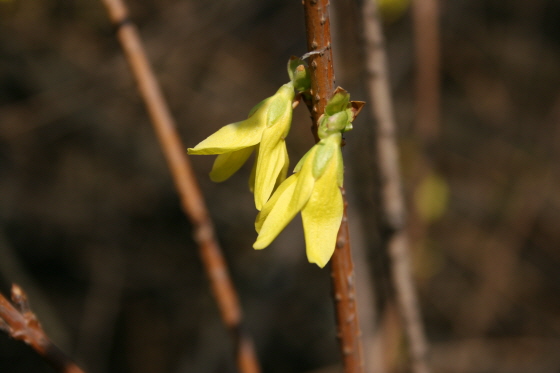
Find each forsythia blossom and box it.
[187,83,295,210]
[253,89,361,267]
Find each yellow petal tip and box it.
[307,251,332,268]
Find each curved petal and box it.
[254,173,297,234]
[289,145,318,209]
[248,145,259,193]
[274,143,290,189]
[254,141,285,210]
[301,153,343,268]
[209,146,254,182]
[253,147,316,249]
[187,115,266,155]
[253,174,300,250]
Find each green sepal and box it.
[318,87,356,140]
[311,138,336,179]
[325,89,350,116]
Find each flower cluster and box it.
[188,83,295,210]
[188,59,362,267]
[254,88,361,267]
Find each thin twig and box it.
[0,229,69,346]
[412,0,441,143]
[362,2,431,373]
[302,1,365,372]
[98,1,260,372]
[0,285,86,373]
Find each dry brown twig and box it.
[98,1,260,372]
[362,1,431,373]
[302,1,365,372]
[0,284,86,373]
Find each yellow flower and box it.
[253,134,344,267]
[188,83,295,210]
[253,88,361,267]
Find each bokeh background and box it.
[1,0,560,372]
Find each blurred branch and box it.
[0,229,69,346]
[98,1,260,372]
[302,1,365,373]
[362,1,431,373]
[0,285,86,373]
[412,0,441,142]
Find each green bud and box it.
[325,89,350,116]
[318,87,358,140]
[287,56,311,93]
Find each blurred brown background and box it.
[1,0,559,372]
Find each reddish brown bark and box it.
[0,285,86,373]
[99,1,260,372]
[302,1,365,373]
[331,190,365,373]
[302,0,335,139]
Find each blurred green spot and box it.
[415,172,449,223]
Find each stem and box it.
[302,1,365,372]
[362,2,431,373]
[0,285,86,373]
[302,0,335,137]
[99,1,260,372]
[412,0,441,142]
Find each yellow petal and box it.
[289,145,318,210]
[253,175,300,250]
[248,145,258,193]
[274,144,290,189]
[209,146,254,182]
[253,147,317,249]
[254,173,297,233]
[254,141,286,210]
[301,152,343,268]
[187,110,267,155]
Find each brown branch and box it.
[302,2,365,373]
[302,0,335,138]
[362,2,431,373]
[98,1,260,372]
[0,285,86,373]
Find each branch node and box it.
[11,284,30,314]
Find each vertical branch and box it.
[330,190,365,373]
[0,285,86,373]
[412,0,441,142]
[302,2,365,373]
[362,2,431,373]
[98,1,260,373]
[302,0,335,135]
